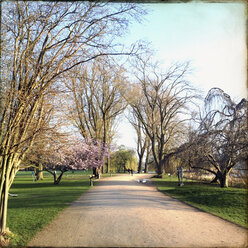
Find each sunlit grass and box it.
[7,170,92,247]
[153,175,248,228]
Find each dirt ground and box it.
[28,174,247,247]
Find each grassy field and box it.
[7,170,93,247]
[153,175,248,228]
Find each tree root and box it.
[0,228,14,247]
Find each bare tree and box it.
[128,107,150,173]
[180,88,248,187]
[63,58,127,141]
[128,58,197,177]
[0,1,144,238]
[22,120,69,181]
[62,58,128,174]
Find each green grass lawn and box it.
[153,175,248,228]
[7,170,92,247]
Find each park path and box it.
[28,174,247,247]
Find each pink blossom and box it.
[45,138,110,170]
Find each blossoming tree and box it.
[44,139,109,184]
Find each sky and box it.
[115,2,247,150]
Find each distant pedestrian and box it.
[177,167,183,186]
[131,169,133,176]
[180,166,184,185]
[177,167,181,186]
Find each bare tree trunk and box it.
[45,169,65,185]
[219,172,229,188]
[105,161,108,174]
[54,171,65,185]
[0,156,10,235]
[53,171,57,184]
[93,167,101,178]
[35,163,44,180]
[210,170,229,188]
[106,155,110,173]
[144,140,151,174]
[93,167,97,177]
[97,168,101,179]
[156,161,163,178]
[144,161,148,173]
[0,179,9,235]
[0,155,17,235]
[137,158,143,173]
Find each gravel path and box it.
[28,174,247,247]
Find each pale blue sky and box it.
[116,2,247,150]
